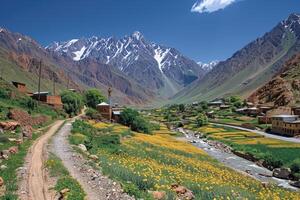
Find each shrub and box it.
[0,88,11,99]
[84,89,106,109]
[70,133,87,145]
[61,91,84,116]
[195,113,208,127]
[85,108,102,120]
[290,159,300,173]
[262,153,283,168]
[120,108,153,134]
[19,97,38,110]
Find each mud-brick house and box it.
[32,92,63,108]
[292,106,300,115]
[96,102,112,121]
[258,107,292,124]
[271,115,300,137]
[12,81,27,93]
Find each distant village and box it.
[195,99,300,137]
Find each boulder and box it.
[273,168,291,179]
[290,181,300,188]
[0,165,7,170]
[174,186,187,194]
[0,121,20,131]
[78,144,87,152]
[89,155,98,161]
[59,188,70,199]
[151,191,166,200]
[21,125,33,139]
[0,177,4,187]
[183,190,195,200]
[8,146,19,154]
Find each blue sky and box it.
[0,0,299,62]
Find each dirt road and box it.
[51,120,134,200]
[19,120,64,200]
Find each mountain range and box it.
[0,13,299,106]
[172,13,300,104]
[46,32,205,97]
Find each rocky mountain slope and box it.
[248,53,300,106]
[172,13,300,104]
[0,28,155,105]
[46,32,204,97]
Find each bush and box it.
[70,133,87,145]
[120,108,153,134]
[61,91,84,116]
[0,88,11,99]
[85,108,102,120]
[19,97,38,110]
[262,153,283,168]
[290,159,300,173]
[84,89,106,109]
[196,113,208,127]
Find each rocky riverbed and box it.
[175,128,299,191]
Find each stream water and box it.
[176,128,298,191]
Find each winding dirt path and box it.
[51,120,134,200]
[19,120,64,200]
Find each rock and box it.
[8,146,19,154]
[0,165,7,170]
[89,155,98,161]
[0,121,20,131]
[290,181,300,188]
[184,190,195,200]
[174,186,187,194]
[0,129,3,134]
[78,144,87,152]
[21,125,33,139]
[273,168,291,179]
[0,150,9,159]
[60,188,70,196]
[261,182,269,188]
[0,177,4,187]
[151,191,166,200]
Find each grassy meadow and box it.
[70,120,300,199]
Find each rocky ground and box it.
[51,120,134,200]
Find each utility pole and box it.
[38,60,42,101]
[67,74,70,90]
[53,71,56,96]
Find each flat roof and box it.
[97,102,109,106]
[33,92,49,95]
[272,115,298,118]
[12,81,26,86]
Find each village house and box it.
[12,81,27,93]
[292,106,300,115]
[208,100,224,108]
[258,107,292,124]
[32,92,63,108]
[271,115,300,137]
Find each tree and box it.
[61,91,83,116]
[84,89,106,109]
[196,113,208,127]
[178,104,185,112]
[120,108,152,134]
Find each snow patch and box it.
[65,39,79,48]
[154,47,170,73]
[73,46,86,61]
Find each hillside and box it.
[0,28,156,105]
[172,13,300,104]
[248,53,300,106]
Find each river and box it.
[176,128,298,191]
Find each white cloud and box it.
[191,0,239,13]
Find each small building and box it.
[292,106,300,115]
[32,92,63,108]
[112,110,121,122]
[236,107,259,116]
[220,105,231,110]
[258,107,293,124]
[96,102,112,121]
[271,115,300,137]
[12,81,27,93]
[208,100,224,107]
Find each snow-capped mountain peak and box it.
[46,31,204,91]
[197,61,219,73]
